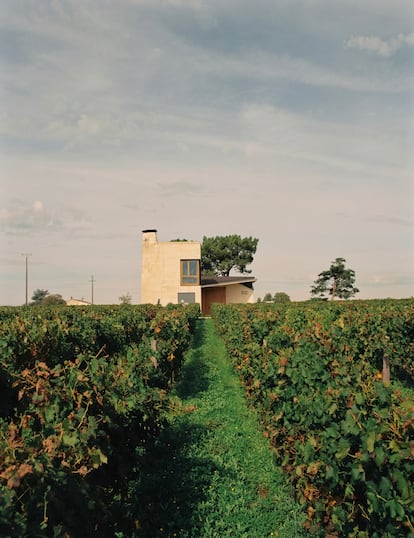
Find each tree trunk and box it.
[330,280,337,301]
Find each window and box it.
[178,292,196,304]
[181,259,200,285]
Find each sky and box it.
[1,0,413,305]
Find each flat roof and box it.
[201,275,256,288]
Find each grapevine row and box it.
[212,299,414,537]
[0,303,199,537]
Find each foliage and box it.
[30,288,49,305]
[259,292,291,304]
[30,290,66,306]
[201,235,258,277]
[0,304,199,536]
[311,257,359,300]
[42,294,66,306]
[119,292,132,304]
[274,292,291,303]
[212,300,414,536]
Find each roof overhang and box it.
[201,276,256,288]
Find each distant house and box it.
[140,229,256,315]
[66,297,91,306]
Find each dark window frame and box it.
[180,259,200,285]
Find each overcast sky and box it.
[1,0,413,305]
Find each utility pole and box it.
[89,275,95,305]
[22,253,31,306]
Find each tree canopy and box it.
[310,257,359,300]
[42,294,66,306]
[119,292,132,305]
[273,292,291,303]
[31,289,66,305]
[258,291,291,303]
[201,235,259,277]
[31,289,49,305]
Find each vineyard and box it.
[0,304,199,536]
[0,299,413,537]
[211,299,414,537]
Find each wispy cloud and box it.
[157,180,206,197]
[238,104,411,180]
[365,215,414,227]
[346,32,414,57]
[202,50,413,93]
[367,274,414,287]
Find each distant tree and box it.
[274,292,291,303]
[119,292,132,305]
[42,294,66,306]
[201,235,259,277]
[310,258,359,300]
[258,291,291,303]
[31,289,49,305]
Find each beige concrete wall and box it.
[141,230,202,305]
[225,284,255,304]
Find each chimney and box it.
[142,229,158,244]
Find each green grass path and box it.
[134,318,306,538]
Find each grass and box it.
[131,318,306,537]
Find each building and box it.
[66,297,91,306]
[200,275,256,315]
[140,229,256,315]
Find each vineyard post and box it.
[382,352,390,384]
[150,339,158,368]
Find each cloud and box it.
[366,215,414,227]
[1,0,413,166]
[238,104,411,181]
[346,32,414,57]
[43,113,105,149]
[368,274,414,286]
[157,180,206,196]
[0,200,53,232]
[0,200,90,236]
[163,0,203,8]
[32,200,44,212]
[1,0,413,305]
